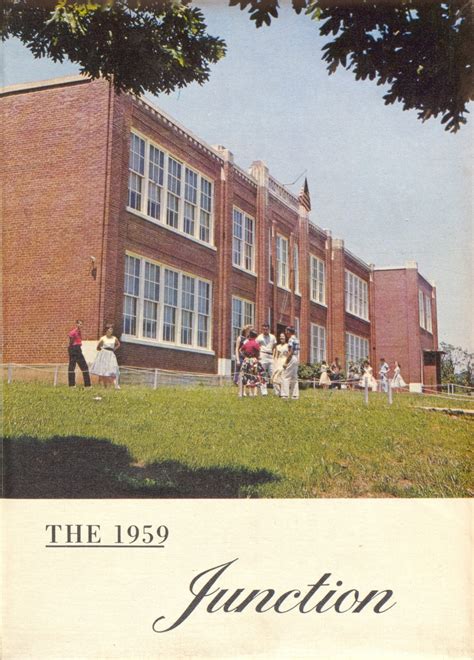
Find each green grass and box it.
[2,383,473,498]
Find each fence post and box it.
[387,380,393,405]
[313,378,316,390]
[7,364,13,384]
[53,365,59,387]
[153,369,158,390]
[364,379,369,406]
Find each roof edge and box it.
[0,74,91,97]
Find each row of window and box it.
[419,290,433,332]
[128,132,213,244]
[128,133,369,320]
[122,262,371,365]
[123,254,211,350]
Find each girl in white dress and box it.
[271,333,289,396]
[91,324,120,388]
[362,360,378,391]
[391,361,407,388]
[319,361,331,389]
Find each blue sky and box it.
[3,2,472,350]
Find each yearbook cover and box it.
[2,1,472,658]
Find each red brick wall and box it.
[374,268,438,384]
[2,78,111,362]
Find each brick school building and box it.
[1,75,440,386]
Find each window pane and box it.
[166,193,179,228]
[164,269,178,305]
[124,255,140,295]
[200,178,212,212]
[144,262,160,301]
[184,202,195,235]
[185,168,198,204]
[149,145,164,185]
[128,172,142,210]
[199,210,210,243]
[168,158,182,195]
[143,300,158,338]
[123,295,137,335]
[147,181,161,219]
[129,134,145,175]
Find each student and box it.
[272,332,289,396]
[391,361,407,389]
[379,357,390,392]
[280,326,300,400]
[329,357,342,390]
[90,324,121,389]
[240,329,264,397]
[362,360,378,392]
[256,322,277,396]
[67,319,91,387]
[319,360,331,390]
[234,324,252,387]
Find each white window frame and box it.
[294,243,300,295]
[310,324,326,363]
[232,207,256,273]
[127,130,214,247]
[276,234,289,289]
[122,252,213,352]
[345,332,369,364]
[345,270,369,320]
[231,296,255,351]
[268,227,273,283]
[310,255,326,305]
[425,294,432,333]
[419,290,425,329]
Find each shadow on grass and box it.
[2,435,279,498]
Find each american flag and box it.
[298,178,311,212]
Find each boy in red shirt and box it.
[68,320,91,387]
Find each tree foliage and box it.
[440,342,474,386]
[3,1,473,131]
[231,0,473,132]
[2,0,226,96]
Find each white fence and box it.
[3,364,473,408]
[1,363,230,388]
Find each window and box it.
[311,324,326,363]
[294,244,300,294]
[127,132,214,244]
[419,290,425,329]
[345,332,369,364]
[231,297,255,349]
[128,134,145,210]
[183,168,198,236]
[419,291,433,332]
[123,253,212,350]
[276,235,289,288]
[268,228,274,282]
[345,271,369,320]
[310,255,325,304]
[232,208,255,272]
[123,255,141,335]
[425,295,432,333]
[147,145,164,219]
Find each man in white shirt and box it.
[256,323,277,396]
[280,326,300,400]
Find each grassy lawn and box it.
[3,382,473,498]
